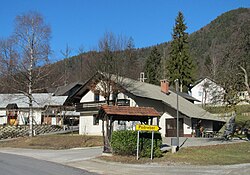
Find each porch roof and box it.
[98,105,160,121]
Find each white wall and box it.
[159,112,173,137]
[183,117,192,135]
[191,78,224,105]
[0,110,7,125]
[79,115,103,136]
[18,112,28,125]
[33,110,42,124]
[80,90,105,103]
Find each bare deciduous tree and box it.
[60,44,72,86]
[239,66,250,102]
[86,32,137,152]
[0,11,51,136]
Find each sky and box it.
[1,0,249,61]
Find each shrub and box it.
[139,132,163,158]
[111,130,137,155]
[111,130,162,158]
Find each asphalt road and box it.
[0,147,103,163]
[0,145,249,175]
[0,152,99,175]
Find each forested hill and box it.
[188,8,250,78]
[49,8,250,88]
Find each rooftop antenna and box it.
[139,72,147,82]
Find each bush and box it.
[139,132,163,158]
[111,130,162,158]
[111,130,137,155]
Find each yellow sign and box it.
[135,124,160,131]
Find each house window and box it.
[118,120,126,125]
[198,91,203,97]
[94,91,100,102]
[93,114,99,125]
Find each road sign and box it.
[135,124,160,132]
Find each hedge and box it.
[111,130,162,158]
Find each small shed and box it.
[6,103,18,125]
[97,105,160,153]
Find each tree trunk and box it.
[28,48,34,137]
[29,96,33,137]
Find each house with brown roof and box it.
[73,73,226,137]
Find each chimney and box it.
[161,79,169,94]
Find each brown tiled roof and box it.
[100,105,160,117]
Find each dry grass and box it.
[0,134,103,149]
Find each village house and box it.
[189,77,225,106]
[0,93,68,126]
[190,77,250,106]
[72,73,226,138]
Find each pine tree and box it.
[144,47,161,85]
[168,11,195,92]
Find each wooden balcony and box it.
[76,99,130,112]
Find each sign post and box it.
[151,131,154,160]
[135,124,160,132]
[136,131,140,160]
[135,124,160,160]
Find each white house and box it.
[73,73,225,138]
[189,77,225,106]
[0,93,68,125]
[238,91,250,105]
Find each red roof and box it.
[100,105,160,117]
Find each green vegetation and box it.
[111,130,162,158]
[167,11,196,92]
[144,47,162,85]
[101,142,250,165]
[235,114,250,130]
[164,142,250,165]
[204,105,250,114]
[205,105,250,131]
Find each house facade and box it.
[74,74,225,137]
[189,77,225,106]
[0,93,68,126]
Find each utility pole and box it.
[175,79,179,149]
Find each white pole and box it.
[151,131,154,160]
[136,131,140,160]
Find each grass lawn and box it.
[100,142,250,165]
[0,134,103,149]
[164,142,250,165]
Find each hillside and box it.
[189,8,250,78]
[24,8,250,90]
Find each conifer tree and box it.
[144,46,161,85]
[168,11,195,92]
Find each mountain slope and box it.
[28,8,250,90]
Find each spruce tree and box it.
[168,11,195,92]
[144,46,161,85]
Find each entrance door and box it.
[165,118,184,137]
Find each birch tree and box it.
[0,11,51,136]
